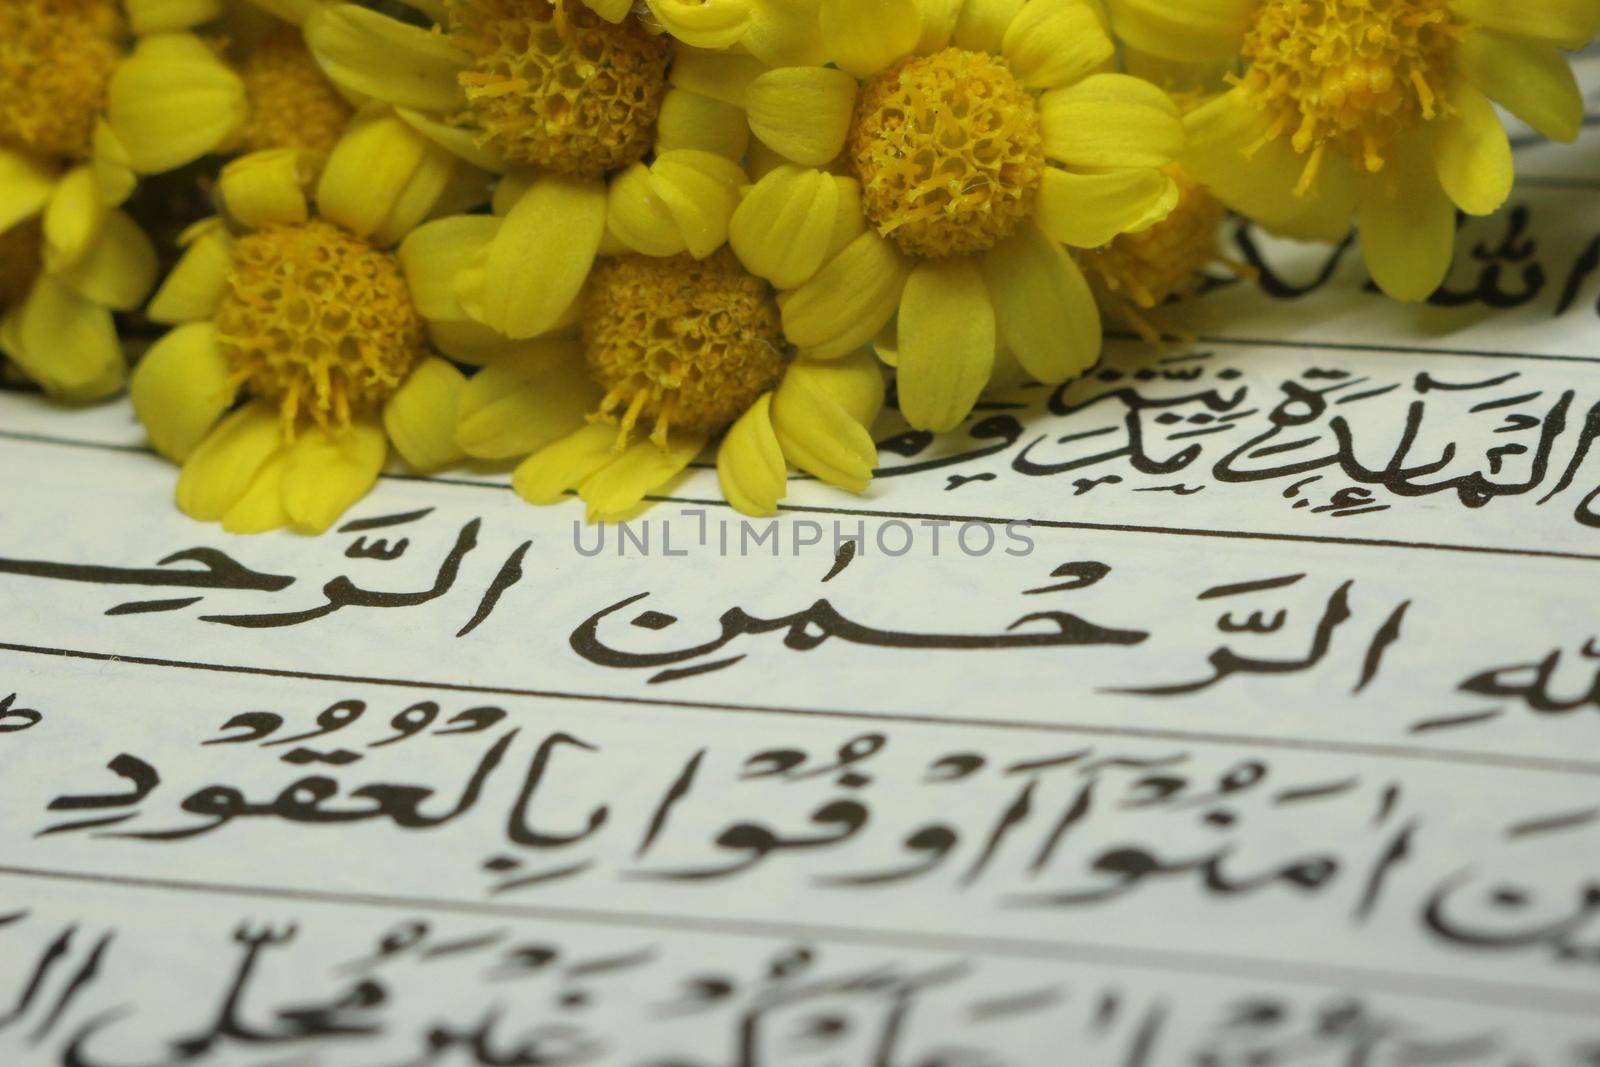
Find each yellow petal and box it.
[579,434,704,522]
[717,392,787,516]
[1430,79,1513,217]
[1448,0,1600,49]
[896,257,995,432]
[281,420,389,534]
[55,210,157,311]
[491,172,534,216]
[953,0,1028,53]
[394,106,510,174]
[646,0,752,49]
[427,317,539,364]
[218,149,311,230]
[916,0,963,53]
[512,423,620,506]
[376,156,461,248]
[730,164,841,289]
[305,5,469,112]
[1034,166,1179,248]
[1002,0,1115,90]
[383,357,467,472]
[982,225,1100,383]
[131,322,236,462]
[669,46,768,107]
[607,162,689,257]
[1357,136,1456,302]
[107,33,247,175]
[648,150,746,259]
[480,174,606,339]
[399,214,500,322]
[1103,0,1253,61]
[745,0,828,66]
[656,89,750,160]
[3,276,123,401]
[821,0,920,78]
[1038,73,1184,169]
[177,403,283,521]
[221,452,292,535]
[1182,88,1356,242]
[771,349,882,491]
[43,166,106,272]
[0,150,55,234]
[824,176,867,259]
[1457,29,1584,143]
[90,122,137,209]
[745,66,858,166]
[147,218,235,324]
[780,230,910,360]
[456,338,599,459]
[125,0,222,32]
[317,110,432,241]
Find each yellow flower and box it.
[1081,164,1241,341]
[1106,0,1600,300]
[448,249,884,521]
[305,0,750,344]
[726,0,1187,433]
[130,112,491,534]
[0,0,246,400]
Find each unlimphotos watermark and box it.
[571,509,1035,558]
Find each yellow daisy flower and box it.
[723,0,1187,434]
[1105,0,1600,300]
[129,112,491,534]
[1081,164,1236,341]
[0,0,246,400]
[445,247,883,521]
[304,0,752,345]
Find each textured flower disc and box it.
[584,250,786,443]
[0,221,42,311]
[1082,168,1224,312]
[216,219,425,432]
[848,47,1046,260]
[240,25,355,156]
[0,0,123,158]
[451,0,672,177]
[1242,0,1462,184]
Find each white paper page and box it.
[2,74,1599,1066]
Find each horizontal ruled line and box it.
[3,639,1600,777]
[1172,334,1600,365]
[0,864,1594,1018]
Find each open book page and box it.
[1,59,1598,1067]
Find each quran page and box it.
[0,60,1598,1067]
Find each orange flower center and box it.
[239,25,355,157]
[451,0,671,177]
[584,250,785,446]
[1240,0,1462,189]
[216,220,424,432]
[0,0,122,159]
[848,48,1045,259]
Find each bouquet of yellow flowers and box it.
[4,0,1596,531]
